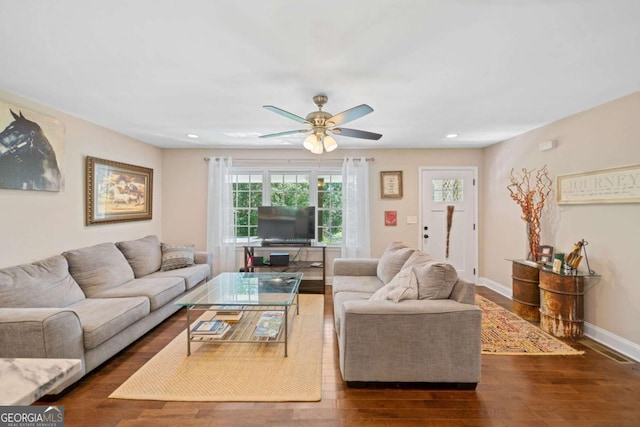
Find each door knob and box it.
[423,234,429,239]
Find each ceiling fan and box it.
[260,94,382,154]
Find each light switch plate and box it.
[406,216,418,224]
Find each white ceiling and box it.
[1,1,639,150]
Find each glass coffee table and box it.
[175,272,302,357]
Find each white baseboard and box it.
[478,277,512,299]
[478,277,640,363]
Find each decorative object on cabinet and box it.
[557,164,640,204]
[86,156,153,225]
[0,101,64,192]
[565,239,594,274]
[507,165,553,261]
[384,210,397,226]
[380,170,403,198]
[537,245,554,265]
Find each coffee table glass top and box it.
[175,272,303,307]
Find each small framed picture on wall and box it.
[385,210,398,226]
[381,170,403,199]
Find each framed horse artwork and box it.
[0,101,65,191]
[86,156,153,225]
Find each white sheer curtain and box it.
[341,157,371,258]
[207,157,236,276]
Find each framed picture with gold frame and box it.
[381,170,403,199]
[86,156,153,225]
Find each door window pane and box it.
[432,179,463,202]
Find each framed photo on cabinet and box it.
[381,170,403,199]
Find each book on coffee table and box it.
[191,319,226,334]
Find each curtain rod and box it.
[204,157,374,162]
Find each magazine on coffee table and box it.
[254,311,284,338]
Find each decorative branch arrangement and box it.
[507,165,553,261]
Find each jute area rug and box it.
[477,295,583,355]
[110,294,324,402]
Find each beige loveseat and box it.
[0,235,211,393]
[332,242,481,388]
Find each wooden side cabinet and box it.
[243,245,326,294]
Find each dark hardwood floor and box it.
[38,286,640,426]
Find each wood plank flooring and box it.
[38,286,640,426]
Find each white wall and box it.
[482,91,640,347]
[0,90,163,268]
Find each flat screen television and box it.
[258,206,315,243]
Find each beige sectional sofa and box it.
[0,235,211,393]
[332,242,481,388]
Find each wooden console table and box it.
[509,259,599,338]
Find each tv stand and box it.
[243,244,326,294]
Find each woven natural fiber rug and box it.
[477,295,583,355]
[109,294,324,402]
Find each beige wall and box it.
[0,90,163,268]
[482,91,640,346]
[161,147,484,273]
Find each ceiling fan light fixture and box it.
[323,134,338,152]
[310,138,324,154]
[303,134,317,151]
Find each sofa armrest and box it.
[338,299,481,383]
[0,308,86,368]
[333,258,379,277]
[194,251,213,279]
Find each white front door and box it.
[419,167,477,283]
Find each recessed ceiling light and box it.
[446,133,459,139]
[186,133,199,139]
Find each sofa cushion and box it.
[376,242,415,284]
[369,266,418,303]
[0,255,86,308]
[146,264,210,290]
[332,275,383,296]
[160,243,195,271]
[62,243,135,297]
[92,276,186,311]
[414,262,458,300]
[67,296,149,350]
[116,235,162,278]
[401,250,437,269]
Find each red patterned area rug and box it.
[477,295,584,355]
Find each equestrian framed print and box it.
[85,156,153,225]
[0,101,65,192]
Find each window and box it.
[231,168,342,245]
[432,179,463,202]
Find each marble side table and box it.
[0,358,82,405]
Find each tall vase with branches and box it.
[507,165,553,261]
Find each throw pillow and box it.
[376,242,415,284]
[414,261,458,300]
[401,250,437,269]
[161,243,195,271]
[116,235,162,278]
[370,266,418,303]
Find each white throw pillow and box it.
[370,266,419,303]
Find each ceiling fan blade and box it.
[263,105,310,124]
[326,104,373,126]
[259,129,310,139]
[331,127,382,140]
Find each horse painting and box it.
[0,109,62,191]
